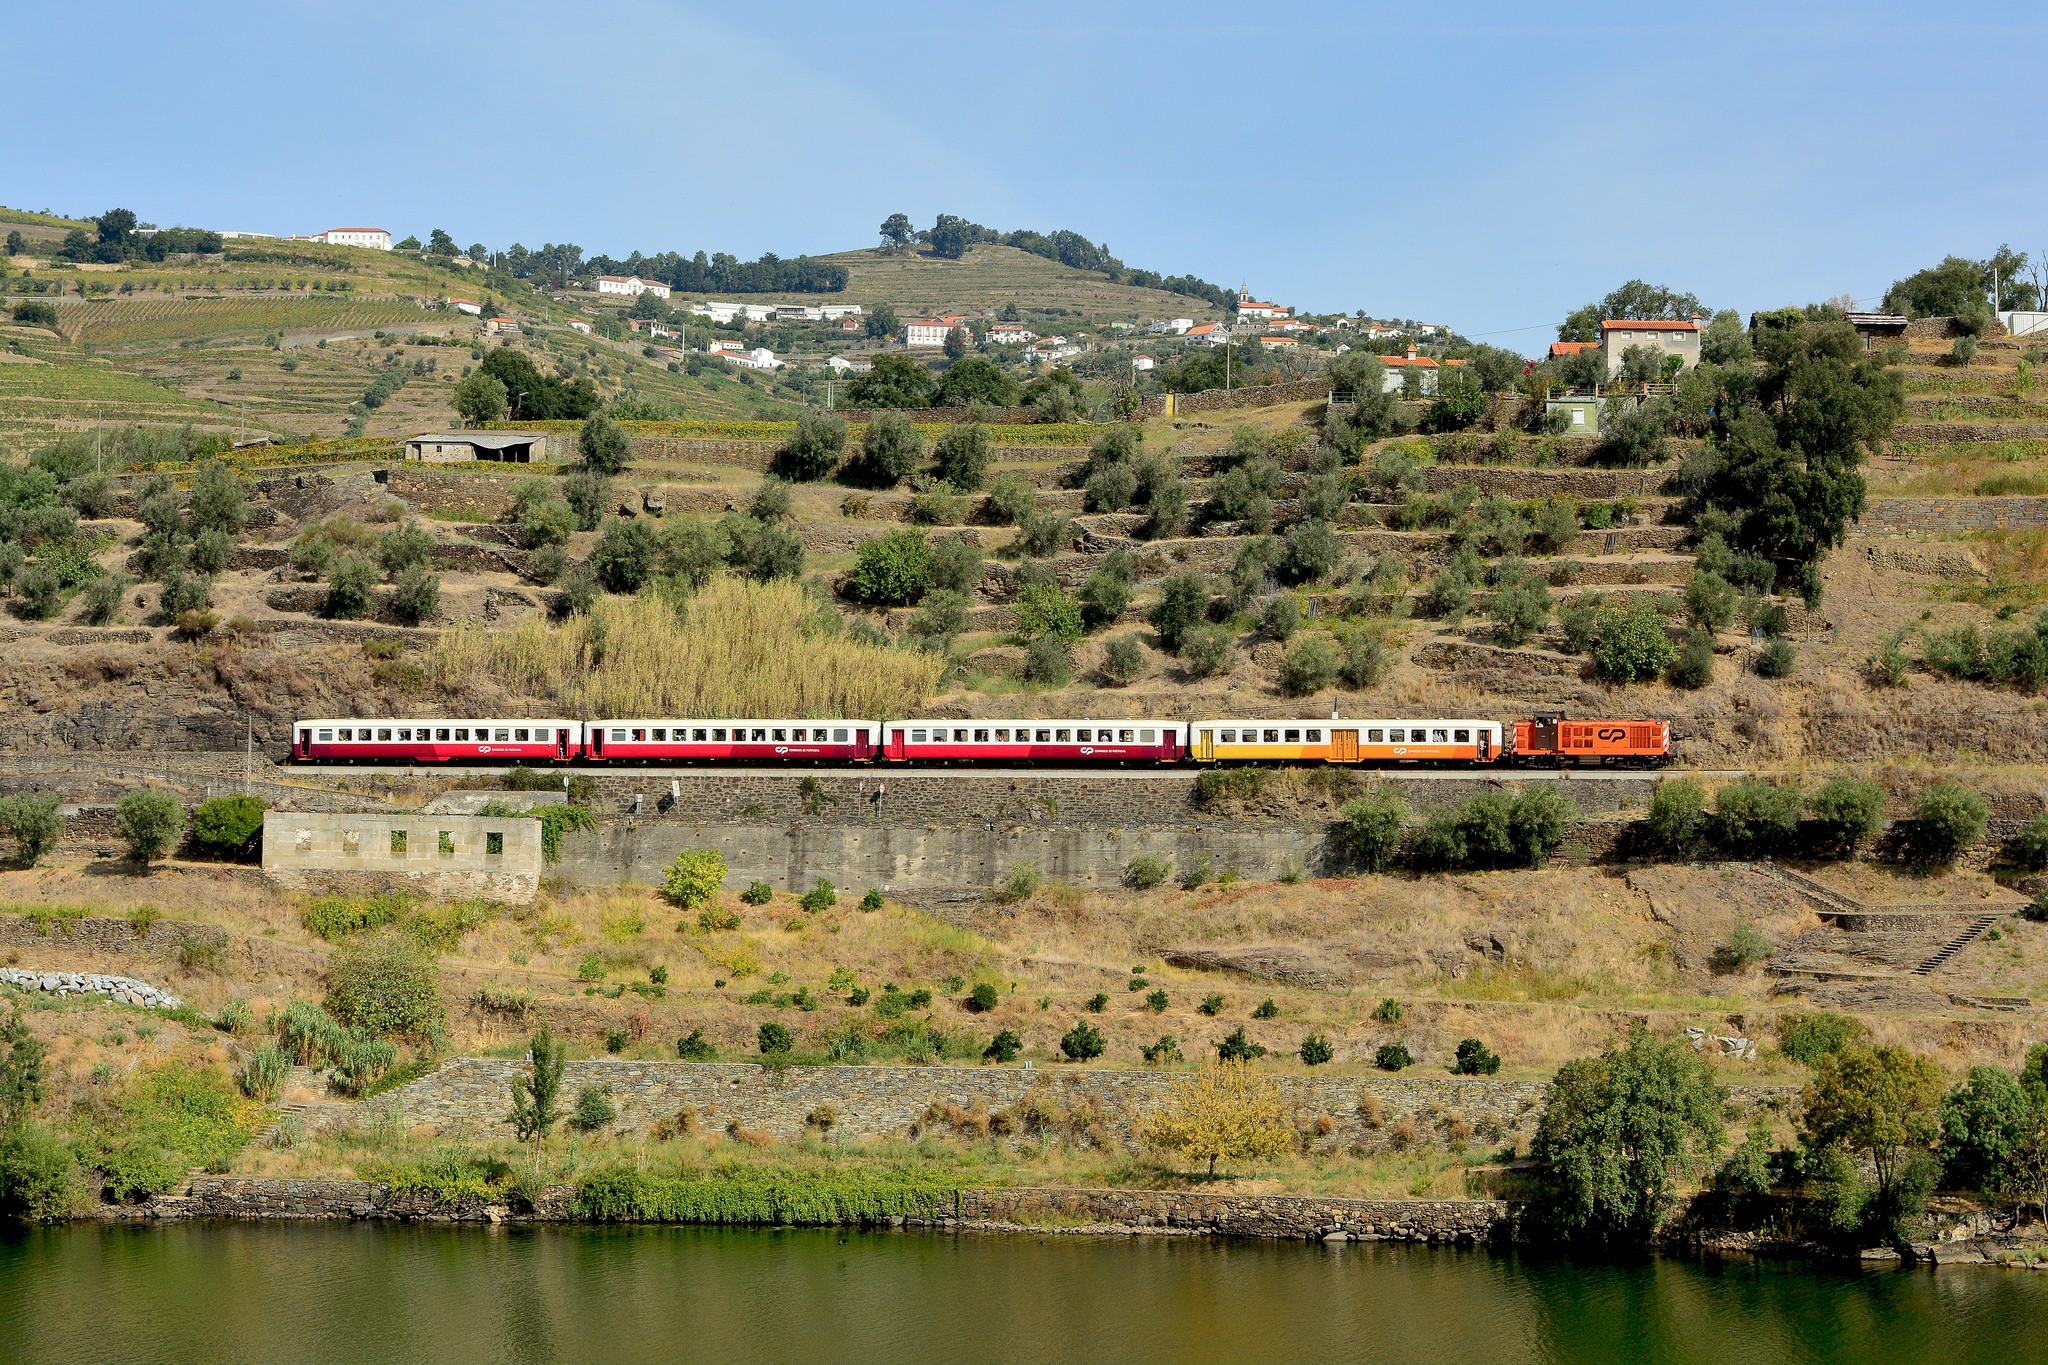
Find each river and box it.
[3,1223,2046,1364]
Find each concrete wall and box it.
[261,812,543,903]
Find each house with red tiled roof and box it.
[595,274,671,299]
[1378,345,1454,395]
[1599,317,1700,376]
[1185,322,1229,346]
[1258,335,1298,348]
[1236,298,1290,321]
[1549,340,1600,358]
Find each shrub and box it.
[775,409,847,481]
[983,1029,1022,1063]
[1508,785,1578,867]
[1754,638,1796,678]
[1178,624,1233,678]
[388,566,440,625]
[1127,854,1172,889]
[2013,814,2048,872]
[1338,630,1388,688]
[572,1085,617,1130]
[1591,598,1675,684]
[1197,994,1225,1016]
[1805,778,1885,855]
[859,889,884,912]
[323,935,444,1040]
[1217,1026,1267,1062]
[1100,634,1146,685]
[849,528,934,606]
[1251,999,1279,1020]
[1145,989,1169,1013]
[758,1021,794,1055]
[237,1044,289,1102]
[740,881,773,906]
[1278,633,1339,696]
[1452,1038,1501,1075]
[1374,1042,1414,1071]
[1909,783,1989,866]
[1490,575,1551,646]
[799,879,837,913]
[1060,1021,1105,1061]
[850,410,923,486]
[1148,573,1210,651]
[1340,791,1407,872]
[1085,992,1109,1013]
[590,519,658,594]
[115,789,185,866]
[676,1029,717,1061]
[662,849,727,908]
[1666,632,1714,689]
[0,794,65,866]
[966,982,1000,1013]
[578,414,632,475]
[1778,1011,1865,1068]
[323,556,377,619]
[1714,923,1770,972]
[1713,779,1802,857]
[1647,778,1707,850]
[190,795,265,859]
[1016,579,1084,642]
[1684,570,1739,631]
[1299,1033,1334,1067]
[931,422,993,491]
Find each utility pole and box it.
[244,712,252,795]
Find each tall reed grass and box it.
[431,577,941,718]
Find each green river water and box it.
[3,1223,2046,1364]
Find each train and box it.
[290,712,1671,768]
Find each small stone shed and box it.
[261,811,543,903]
[402,431,549,464]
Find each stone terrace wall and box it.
[951,1188,1512,1243]
[1141,378,1333,418]
[352,1059,1797,1153]
[0,913,228,960]
[382,467,522,521]
[625,437,1072,474]
[1860,496,2048,534]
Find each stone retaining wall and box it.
[1891,422,2048,444]
[1860,496,2048,534]
[348,1059,1795,1153]
[625,437,1079,476]
[1143,378,1332,417]
[946,1187,1512,1243]
[0,913,228,959]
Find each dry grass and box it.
[431,577,942,718]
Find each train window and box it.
[318,729,333,741]
[1263,729,1279,743]
[1120,729,1136,743]
[1455,729,1470,743]
[748,728,763,741]
[610,729,626,743]
[994,729,1009,742]
[648,729,662,742]
[1284,730,1300,743]
[1306,730,1321,743]
[1219,730,1235,743]
[1075,729,1090,742]
[454,729,469,741]
[378,729,392,741]
[1432,729,1448,743]
[437,728,450,741]
[494,729,509,742]
[1051,729,1067,742]
[973,729,988,742]
[712,729,726,741]
[511,729,525,742]
[691,729,705,742]
[834,728,849,743]
[911,730,927,743]
[1390,729,1407,742]
[1140,729,1155,744]
[1367,729,1382,742]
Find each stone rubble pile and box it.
[0,967,182,1010]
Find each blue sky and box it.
[8,1,2046,353]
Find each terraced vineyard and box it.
[785,243,1229,321]
[0,354,232,454]
[55,295,430,347]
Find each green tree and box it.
[936,355,1019,407]
[1531,1029,1728,1244]
[0,796,65,866]
[931,422,993,490]
[1341,791,1407,872]
[849,528,934,605]
[589,519,659,594]
[1713,778,1803,857]
[187,459,246,537]
[1558,281,1706,343]
[1017,579,1084,643]
[190,795,265,859]
[325,935,444,1039]
[1940,1065,2031,1195]
[1804,778,1885,856]
[1023,369,1088,422]
[1149,573,1210,651]
[115,790,185,867]
[451,372,509,427]
[377,521,433,577]
[878,213,915,252]
[774,409,847,481]
[1909,782,1989,866]
[509,1025,566,1169]
[390,566,440,625]
[848,410,923,486]
[323,556,378,619]
[578,413,632,475]
[662,849,727,908]
[1683,570,1739,631]
[1646,778,1707,851]
[1801,1044,1944,1242]
[1591,598,1675,683]
[844,353,935,408]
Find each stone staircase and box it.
[1914,914,2005,977]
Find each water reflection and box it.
[2,1223,2043,1365]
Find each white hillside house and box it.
[301,227,391,250]
[596,275,671,299]
[985,323,1037,345]
[903,320,953,348]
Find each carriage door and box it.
[1329,729,1359,764]
[294,728,310,761]
[556,728,571,761]
[1192,729,1214,762]
[1478,728,1492,761]
[1532,714,1559,754]
[883,726,905,761]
